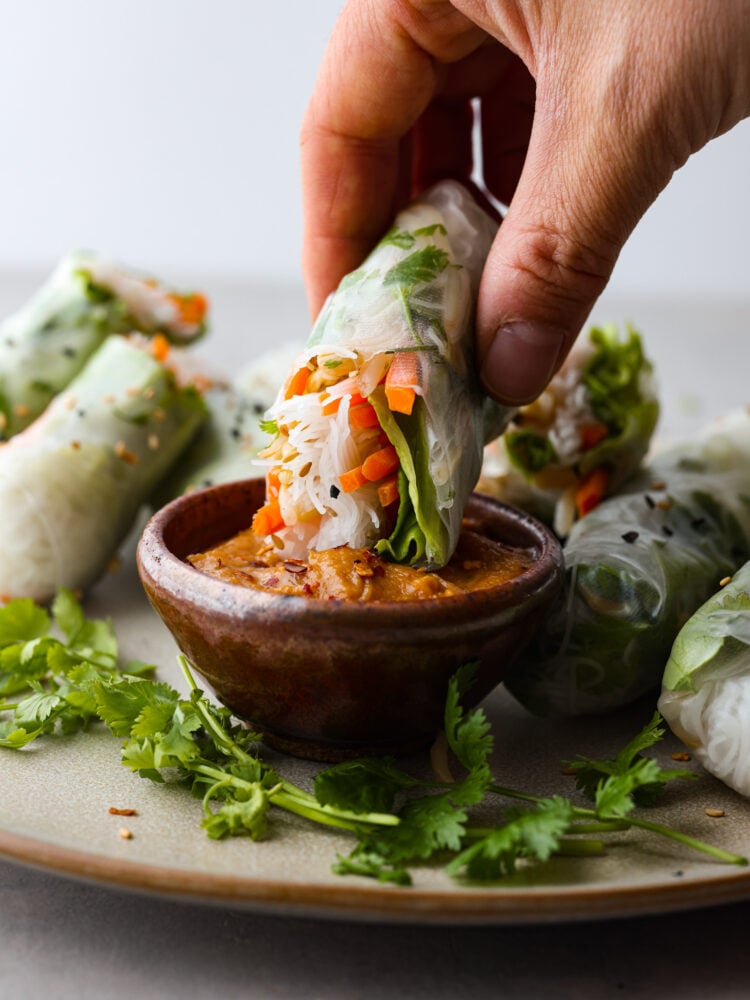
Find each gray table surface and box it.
[1,274,749,999]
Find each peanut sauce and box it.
[188,525,533,602]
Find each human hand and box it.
[300,0,750,405]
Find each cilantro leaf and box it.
[0,720,38,748]
[332,847,412,886]
[379,228,416,250]
[383,246,449,289]
[202,784,270,840]
[446,797,574,880]
[314,757,418,815]
[566,712,697,807]
[444,663,493,776]
[0,599,50,646]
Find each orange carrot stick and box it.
[362,445,399,482]
[580,422,609,450]
[322,396,342,416]
[286,367,310,399]
[167,292,208,327]
[252,500,285,536]
[339,466,369,493]
[267,468,281,499]
[149,333,170,363]
[385,353,419,415]
[377,474,399,508]
[349,403,380,430]
[575,467,609,518]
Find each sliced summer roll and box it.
[479,324,659,537]
[502,408,750,717]
[0,336,206,603]
[0,251,208,438]
[659,559,750,797]
[254,181,512,568]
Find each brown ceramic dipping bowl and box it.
[137,478,562,762]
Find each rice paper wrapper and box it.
[479,324,659,537]
[266,180,512,568]
[504,408,750,716]
[0,336,206,602]
[659,559,750,797]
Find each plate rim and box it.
[3,825,750,925]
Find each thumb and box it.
[476,72,672,406]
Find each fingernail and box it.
[480,322,566,405]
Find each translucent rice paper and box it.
[153,341,301,502]
[0,337,205,602]
[503,409,750,717]
[0,251,207,438]
[264,181,512,567]
[479,324,659,538]
[659,559,750,797]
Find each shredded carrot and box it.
[252,500,285,536]
[385,353,419,415]
[339,466,369,493]
[322,396,342,416]
[323,392,368,417]
[362,444,399,482]
[286,367,310,399]
[349,403,380,430]
[575,467,609,518]
[149,333,170,363]
[267,468,281,499]
[377,474,399,508]
[167,292,208,327]
[580,422,609,450]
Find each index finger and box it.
[300,0,485,318]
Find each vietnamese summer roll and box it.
[253,181,513,569]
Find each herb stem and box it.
[555,838,607,856]
[622,815,748,866]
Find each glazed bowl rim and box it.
[137,477,562,626]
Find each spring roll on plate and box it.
[479,324,659,537]
[659,558,750,797]
[0,336,206,603]
[0,251,208,438]
[255,181,513,568]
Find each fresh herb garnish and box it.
[258,418,278,436]
[1,597,746,883]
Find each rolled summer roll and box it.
[0,251,208,438]
[0,336,206,603]
[659,559,750,797]
[254,181,512,568]
[479,324,658,537]
[503,409,750,717]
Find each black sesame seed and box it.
[622,530,639,544]
[662,525,674,537]
[644,494,655,509]
[252,403,264,415]
[202,479,213,487]
[691,517,707,531]
[230,428,241,440]
[4,338,15,348]
[76,409,86,419]
[62,347,76,358]
[329,485,340,499]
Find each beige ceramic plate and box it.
[3,548,750,925]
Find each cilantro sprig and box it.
[1,593,746,884]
